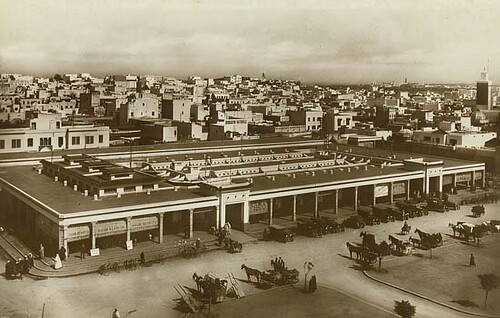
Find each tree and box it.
[477,273,500,308]
[53,74,63,82]
[394,300,416,318]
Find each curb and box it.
[362,270,500,318]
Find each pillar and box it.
[373,185,377,206]
[269,198,274,225]
[438,175,443,196]
[189,209,194,239]
[215,205,220,229]
[292,195,297,221]
[219,203,226,228]
[126,217,132,242]
[389,182,394,204]
[406,180,410,200]
[158,213,164,244]
[354,187,358,211]
[334,189,339,214]
[314,192,319,218]
[482,170,486,188]
[91,222,97,249]
[243,201,249,226]
[471,171,476,187]
[59,225,69,258]
[423,177,428,195]
[452,174,457,189]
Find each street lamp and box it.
[121,137,140,168]
[304,261,315,291]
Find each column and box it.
[452,174,457,189]
[438,175,443,196]
[126,217,132,242]
[471,171,476,187]
[334,189,339,214]
[158,213,164,244]
[389,182,394,204]
[59,225,68,258]
[423,177,428,195]
[91,222,97,249]
[243,201,249,226]
[314,192,319,218]
[219,203,226,228]
[292,195,297,221]
[354,187,358,211]
[373,184,377,206]
[269,198,274,225]
[215,205,220,229]
[189,209,194,239]
[406,180,411,200]
[482,170,486,189]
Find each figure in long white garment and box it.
[54,253,62,269]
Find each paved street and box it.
[1,202,499,318]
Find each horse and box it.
[346,242,364,260]
[241,264,261,283]
[360,231,376,248]
[192,272,204,292]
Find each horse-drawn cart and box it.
[261,268,299,286]
[472,205,485,218]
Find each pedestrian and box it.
[133,237,138,247]
[59,246,67,261]
[22,256,30,275]
[39,243,45,260]
[27,253,34,269]
[81,241,86,259]
[148,233,153,241]
[54,253,62,270]
[16,258,23,279]
[112,308,121,318]
[140,252,145,264]
[470,253,476,267]
[309,275,317,293]
[5,260,12,279]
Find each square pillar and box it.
[219,203,226,228]
[354,187,358,211]
[423,177,428,195]
[389,182,394,204]
[373,185,377,207]
[438,175,443,196]
[269,198,274,225]
[243,201,249,225]
[314,192,319,218]
[334,189,339,214]
[482,170,486,188]
[158,213,164,244]
[292,195,297,221]
[406,180,411,200]
[91,222,97,249]
[452,174,457,189]
[59,226,68,258]
[215,205,220,229]
[189,209,194,239]
[471,171,476,187]
[126,217,132,242]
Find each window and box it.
[85,136,94,144]
[423,136,431,142]
[31,122,36,130]
[72,136,80,145]
[337,119,342,126]
[56,121,60,129]
[435,138,440,143]
[11,139,21,148]
[40,138,51,146]
[0,140,4,149]
[27,138,33,147]
[98,135,104,143]
[58,137,64,147]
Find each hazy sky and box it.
[1,0,499,84]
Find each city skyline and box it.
[1,0,500,84]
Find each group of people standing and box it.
[4,254,34,279]
[271,257,287,272]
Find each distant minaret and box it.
[476,67,492,110]
[404,77,408,84]
[262,72,266,80]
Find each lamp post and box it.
[121,137,140,168]
[304,261,315,291]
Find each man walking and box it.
[39,244,44,260]
[470,253,476,267]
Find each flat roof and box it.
[0,167,211,215]
[249,165,418,192]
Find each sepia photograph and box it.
[0,0,499,317]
